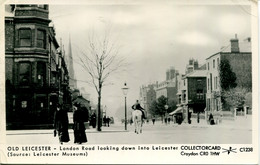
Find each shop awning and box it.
[169,107,183,115]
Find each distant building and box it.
[186,59,199,74]
[185,58,206,74]
[155,79,177,101]
[146,84,157,110]
[176,74,186,107]
[205,35,252,113]
[166,66,177,80]
[184,70,207,112]
[5,5,71,129]
[139,83,156,117]
[176,64,207,122]
[175,60,204,111]
[139,85,148,110]
[155,67,179,102]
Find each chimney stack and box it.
[194,60,199,70]
[230,34,239,53]
[166,70,170,80]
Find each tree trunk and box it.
[97,90,102,131]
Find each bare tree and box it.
[77,29,126,131]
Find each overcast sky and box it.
[48,2,252,117]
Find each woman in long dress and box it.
[54,104,70,144]
[73,104,87,144]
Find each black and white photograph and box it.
[1,0,258,164]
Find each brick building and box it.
[155,67,179,102]
[205,35,251,114]
[175,63,207,123]
[5,5,71,129]
[184,70,207,112]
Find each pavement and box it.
[6,115,252,135]
[184,115,252,130]
[5,116,253,144]
[6,125,128,135]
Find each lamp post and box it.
[122,82,129,131]
[164,104,168,123]
[104,105,107,117]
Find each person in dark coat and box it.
[73,103,88,144]
[164,117,168,125]
[132,100,146,119]
[54,104,70,145]
[152,116,156,125]
[106,116,111,127]
[209,113,215,125]
[197,112,200,123]
[90,113,97,128]
[103,116,107,126]
[167,117,171,124]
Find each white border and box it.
[0,0,258,164]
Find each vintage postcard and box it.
[0,0,258,164]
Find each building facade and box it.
[5,5,71,129]
[185,70,207,114]
[176,59,205,107]
[175,60,207,122]
[206,35,252,114]
[139,84,156,117]
[155,67,179,101]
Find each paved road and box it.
[6,117,252,144]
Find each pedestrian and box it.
[103,116,107,126]
[152,116,156,125]
[197,112,200,123]
[81,105,89,122]
[209,113,215,125]
[53,103,70,145]
[168,117,171,124]
[188,111,192,124]
[132,100,146,120]
[90,112,96,128]
[164,117,167,125]
[176,113,183,125]
[73,103,88,144]
[106,116,111,127]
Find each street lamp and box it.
[104,105,107,117]
[164,104,168,123]
[122,82,129,131]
